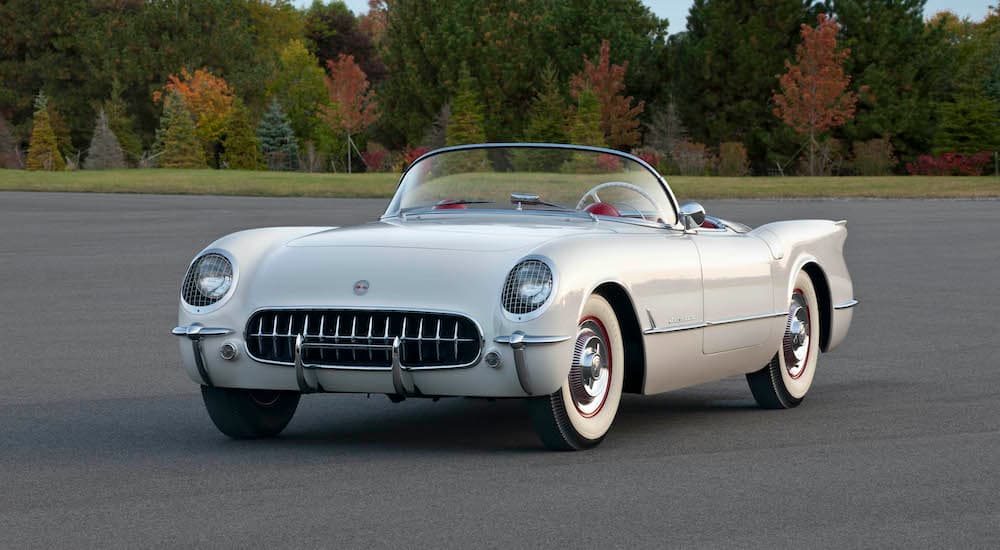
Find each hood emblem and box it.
[353,280,370,295]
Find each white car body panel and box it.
[174,145,856,401]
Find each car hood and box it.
[286,214,618,252]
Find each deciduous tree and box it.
[84,108,126,170]
[25,92,65,171]
[304,1,386,83]
[774,14,858,176]
[155,68,235,167]
[570,40,644,149]
[267,40,330,144]
[322,54,379,172]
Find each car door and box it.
[691,228,775,355]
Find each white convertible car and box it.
[173,143,856,450]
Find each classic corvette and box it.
[173,143,856,450]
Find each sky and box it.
[314,0,994,33]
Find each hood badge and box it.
[353,280,370,295]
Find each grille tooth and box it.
[246,310,480,369]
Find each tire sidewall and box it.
[560,295,624,441]
[779,272,820,400]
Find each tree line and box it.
[0,0,997,176]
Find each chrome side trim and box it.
[643,322,707,335]
[834,299,859,310]
[171,324,235,387]
[643,312,787,336]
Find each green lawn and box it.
[1,169,998,199]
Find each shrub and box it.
[851,138,896,176]
[906,152,992,176]
[671,140,714,176]
[361,144,390,172]
[631,148,661,170]
[596,153,622,172]
[717,141,749,176]
[795,138,842,176]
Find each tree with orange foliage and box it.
[773,14,858,176]
[154,68,235,167]
[569,40,644,150]
[321,54,379,172]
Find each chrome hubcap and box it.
[783,292,810,379]
[568,320,610,416]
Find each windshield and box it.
[383,145,677,226]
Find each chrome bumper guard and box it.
[494,332,572,395]
[171,324,235,387]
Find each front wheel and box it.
[528,294,624,450]
[746,270,821,409]
[201,386,301,439]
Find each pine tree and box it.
[222,98,264,170]
[568,87,605,147]
[25,92,65,171]
[0,114,18,169]
[158,92,207,169]
[257,99,299,171]
[446,65,487,146]
[515,65,568,171]
[84,108,126,170]
[934,91,1000,155]
[103,83,142,166]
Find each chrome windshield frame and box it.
[380,143,681,228]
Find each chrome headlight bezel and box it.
[180,248,238,314]
[501,256,556,322]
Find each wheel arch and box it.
[800,262,832,353]
[592,282,645,394]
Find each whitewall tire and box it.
[528,294,625,450]
[747,270,821,409]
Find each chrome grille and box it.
[245,309,481,369]
[501,259,553,315]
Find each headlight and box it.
[502,259,554,315]
[182,252,234,307]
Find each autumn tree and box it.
[222,98,263,170]
[155,68,235,167]
[774,14,858,176]
[570,40,644,149]
[158,92,207,169]
[305,1,386,84]
[84,108,126,170]
[26,92,65,171]
[359,0,388,45]
[322,54,379,172]
[258,99,298,171]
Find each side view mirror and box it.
[679,201,706,230]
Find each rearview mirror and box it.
[679,202,706,230]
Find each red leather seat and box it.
[434,199,468,210]
[700,219,719,229]
[584,203,621,217]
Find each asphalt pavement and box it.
[0,191,997,548]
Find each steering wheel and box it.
[576,181,661,220]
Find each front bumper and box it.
[173,324,572,398]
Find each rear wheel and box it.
[746,270,820,409]
[528,295,624,450]
[201,386,300,439]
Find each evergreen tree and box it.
[157,92,207,169]
[257,99,299,171]
[826,0,951,161]
[222,98,264,170]
[25,92,65,171]
[84,108,126,170]
[515,65,568,171]
[103,83,142,166]
[671,0,815,162]
[445,65,487,146]
[934,91,1000,154]
[0,114,18,169]
[568,88,605,147]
